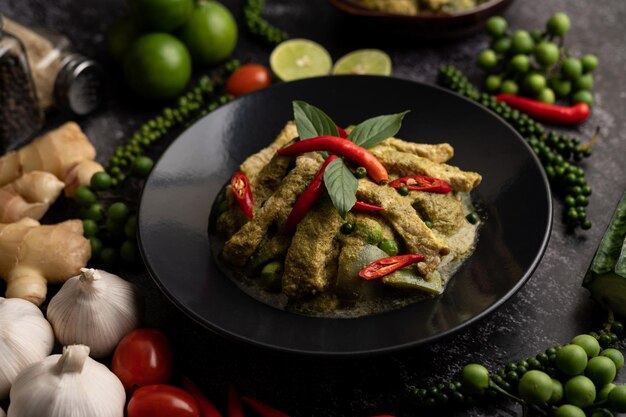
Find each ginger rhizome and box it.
[0,122,104,196]
[0,171,64,223]
[0,218,91,305]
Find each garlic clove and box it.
[8,344,125,417]
[0,297,54,400]
[0,407,5,417]
[47,268,141,358]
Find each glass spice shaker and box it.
[1,15,104,116]
[0,14,44,153]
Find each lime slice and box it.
[270,39,332,81]
[332,49,392,76]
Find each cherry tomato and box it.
[112,328,173,392]
[127,385,200,417]
[226,64,272,97]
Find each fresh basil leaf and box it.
[293,100,339,140]
[323,158,358,219]
[347,110,410,149]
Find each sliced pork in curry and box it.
[370,146,481,192]
[217,122,482,316]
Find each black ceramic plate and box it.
[138,76,552,356]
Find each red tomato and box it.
[226,64,272,97]
[127,385,200,417]
[112,328,173,392]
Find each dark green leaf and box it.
[293,100,339,140]
[323,158,358,219]
[348,111,410,149]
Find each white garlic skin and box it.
[0,297,54,399]
[47,268,141,358]
[8,345,125,417]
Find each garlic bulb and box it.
[47,268,141,358]
[8,345,125,417]
[0,297,54,399]
[1,407,6,417]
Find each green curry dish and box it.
[217,102,482,317]
[359,0,488,16]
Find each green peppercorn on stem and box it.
[107,60,240,183]
[73,61,241,267]
[438,64,593,230]
[409,319,622,410]
[243,0,289,46]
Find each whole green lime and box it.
[131,0,194,32]
[107,16,142,63]
[123,33,192,100]
[178,1,238,65]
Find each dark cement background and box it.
[1,0,626,416]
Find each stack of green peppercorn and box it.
[107,59,240,185]
[74,172,139,266]
[478,13,598,106]
[411,320,625,416]
[243,0,289,46]
[438,64,593,229]
[74,60,241,265]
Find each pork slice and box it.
[240,121,298,181]
[370,147,481,192]
[357,180,449,275]
[373,138,454,163]
[222,156,321,266]
[251,154,293,210]
[411,192,466,236]
[282,200,343,298]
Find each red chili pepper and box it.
[282,155,339,234]
[388,176,451,194]
[231,171,254,219]
[352,201,385,212]
[241,396,292,417]
[277,136,389,184]
[181,377,223,417]
[495,94,590,125]
[336,125,348,138]
[359,254,424,280]
[228,386,244,417]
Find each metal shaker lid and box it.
[54,53,104,115]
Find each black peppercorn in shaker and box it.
[0,14,44,153]
[1,15,104,116]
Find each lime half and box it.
[270,39,332,81]
[332,49,392,76]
